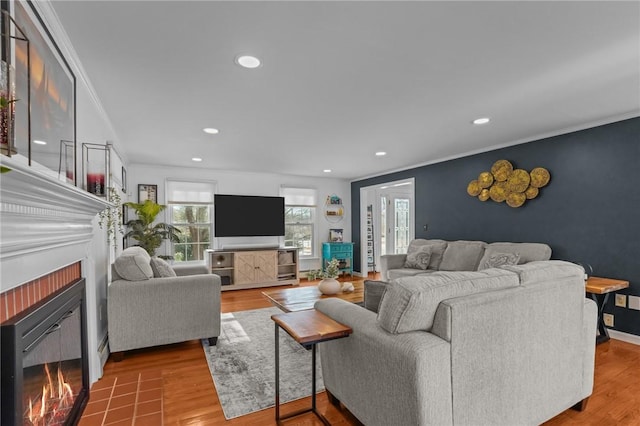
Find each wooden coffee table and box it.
[263,281,364,312]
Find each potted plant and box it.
[98,187,124,249]
[318,258,341,295]
[123,199,180,256]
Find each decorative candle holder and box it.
[82,143,110,197]
[58,140,75,184]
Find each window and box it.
[166,180,216,262]
[281,187,317,258]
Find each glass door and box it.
[380,192,413,255]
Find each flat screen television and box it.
[214,194,285,237]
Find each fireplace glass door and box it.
[22,305,83,425]
[1,279,89,426]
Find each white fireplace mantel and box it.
[0,155,111,292]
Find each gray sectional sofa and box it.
[380,239,552,281]
[315,260,597,426]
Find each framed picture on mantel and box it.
[138,184,157,203]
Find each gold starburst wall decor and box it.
[466,160,551,208]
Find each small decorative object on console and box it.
[82,143,110,197]
[330,228,343,242]
[341,282,355,293]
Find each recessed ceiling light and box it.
[473,117,491,125]
[203,128,219,134]
[192,157,203,162]
[235,55,261,69]
[375,151,386,156]
[33,140,47,145]
[323,169,332,173]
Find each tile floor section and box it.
[78,371,163,426]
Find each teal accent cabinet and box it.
[322,242,354,276]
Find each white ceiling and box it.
[50,1,640,180]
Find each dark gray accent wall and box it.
[351,117,640,337]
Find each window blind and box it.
[166,180,216,203]
[280,186,317,206]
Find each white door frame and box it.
[358,178,415,276]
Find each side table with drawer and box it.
[322,242,354,276]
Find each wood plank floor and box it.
[86,274,640,425]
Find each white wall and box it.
[130,164,351,272]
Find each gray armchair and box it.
[108,257,221,360]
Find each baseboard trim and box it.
[609,329,640,346]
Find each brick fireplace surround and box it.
[0,262,82,324]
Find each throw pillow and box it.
[404,246,432,270]
[377,270,520,334]
[121,246,151,261]
[150,257,177,278]
[114,254,154,281]
[479,252,521,270]
[363,280,388,313]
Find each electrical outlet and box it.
[615,294,627,308]
[629,295,640,311]
[603,313,614,327]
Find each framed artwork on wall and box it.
[138,184,157,203]
[12,0,76,171]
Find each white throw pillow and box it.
[478,252,521,270]
[150,257,177,278]
[114,254,154,281]
[404,246,432,270]
[121,246,151,262]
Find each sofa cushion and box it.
[150,257,177,278]
[404,245,432,270]
[478,252,520,270]
[501,260,584,286]
[387,268,437,281]
[114,254,154,281]
[377,269,519,334]
[478,242,551,268]
[406,239,448,270]
[439,240,487,271]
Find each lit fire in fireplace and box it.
[26,364,74,426]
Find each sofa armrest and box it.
[581,298,597,399]
[314,298,452,426]
[173,263,210,276]
[108,274,221,352]
[379,254,407,281]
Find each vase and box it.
[318,278,341,295]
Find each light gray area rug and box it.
[202,307,324,419]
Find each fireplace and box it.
[1,279,89,426]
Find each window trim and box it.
[165,179,217,261]
[284,204,316,258]
[167,201,213,263]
